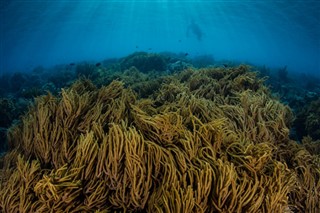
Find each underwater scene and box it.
[0,0,319,212]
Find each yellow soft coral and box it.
[0,66,318,212]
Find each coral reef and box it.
[120,52,168,73]
[1,53,318,145]
[191,54,215,68]
[75,63,99,79]
[0,98,15,128]
[0,98,16,152]
[294,97,320,140]
[0,65,319,212]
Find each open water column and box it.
[0,1,319,74]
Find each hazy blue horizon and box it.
[1,0,319,75]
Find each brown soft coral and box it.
[0,65,319,212]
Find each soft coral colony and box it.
[0,65,319,212]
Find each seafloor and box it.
[0,52,319,212]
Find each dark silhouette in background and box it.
[187,20,203,41]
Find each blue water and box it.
[1,0,319,75]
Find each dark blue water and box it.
[1,0,319,75]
